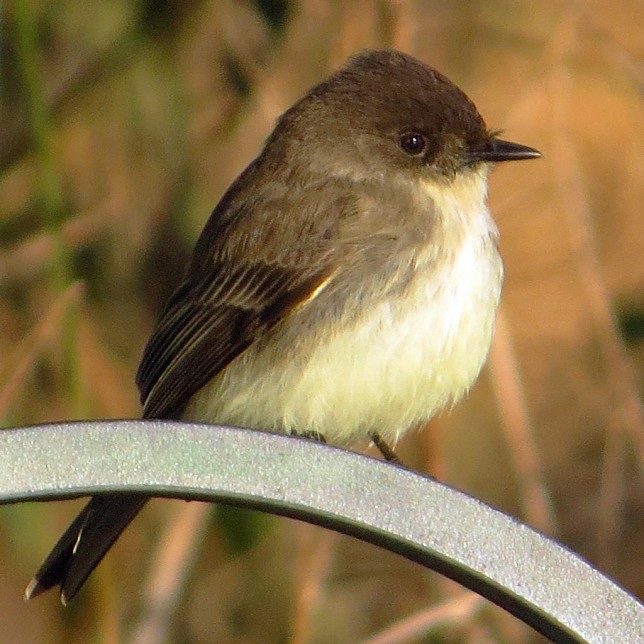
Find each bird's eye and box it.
[399,132,427,156]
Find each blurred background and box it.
[1,1,642,642]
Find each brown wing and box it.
[136,259,334,419]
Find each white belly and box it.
[184,171,502,445]
[185,217,502,445]
[278,228,501,444]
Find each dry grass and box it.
[1,1,642,642]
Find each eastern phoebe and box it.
[26,49,540,603]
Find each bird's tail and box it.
[25,494,148,604]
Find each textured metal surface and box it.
[2,420,642,642]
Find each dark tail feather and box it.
[25,494,148,604]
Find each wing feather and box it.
[136,260,334,419]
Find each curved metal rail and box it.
[1,420,642,642]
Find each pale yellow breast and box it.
[276,210,502,443]
[184,170,502,445]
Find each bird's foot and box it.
[369,431,403,464]
[295,430,327,443]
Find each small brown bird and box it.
[26,49,540,603]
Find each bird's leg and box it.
[369,431,402,464]
[296,429,404,466]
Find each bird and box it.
[26,49,540,604]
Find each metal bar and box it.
[1,420,642,642]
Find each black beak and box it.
[467,137,541,163]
